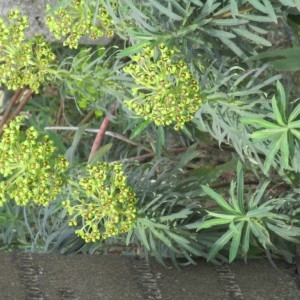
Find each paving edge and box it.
[133,257,163,299]
[215,264,244,299]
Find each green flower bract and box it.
[0,116,69,206]
[123,43,201,130]
[63,162,137,242]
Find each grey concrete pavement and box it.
[1,253,300,300]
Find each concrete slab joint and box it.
[1,253,300,299]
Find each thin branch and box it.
[45,126,153,153]
[0,88,23,134]
[115,152,155,163]
[6,89,33,124]
[88,103,118,162]
[103,131,153,153]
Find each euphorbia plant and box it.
[189,162,300,263]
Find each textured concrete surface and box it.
[1,253,300,300]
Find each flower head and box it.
[64,162,137,242]
[0,10,57,92]
[123,43,201,130]
[46,1,115,49]
[0,116,68,206]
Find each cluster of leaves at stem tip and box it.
[0,9,56,92]
[190,162,300,264]
[60,47,113,117]
[0,116,68,207]
[63,162,137,243]
[46,0,116,49]
[123,43,201,130]
[241,81,300,173]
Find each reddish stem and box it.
[0,88,23,134]
[6,89,33,123]
[88,103,117,162]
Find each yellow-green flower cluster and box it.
[0,9,57,92]
[123,44,201,130]
[46,0,115,49]
[0,117,69,207]
[63,162,137,243]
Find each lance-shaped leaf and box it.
[201,185,236,214]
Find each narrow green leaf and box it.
[92,0,100,26]
[135,222,151,251]
[215,2,234,16]
[148,0,183,20]
[262,0,277,22]
[160,209,193,223]
[155,126,165,158]
[289,104,300,122]
[229,221,244,263]
[270,58,300,71]
[208,229,234,261]
[250,128,286,140]
[125,229,134,245]
[46,0,71,14]
[280,133,290,168]
[165,231,190,246]
[229,74,281,97]
[232,28,272,46]
[130,119,152,139]
[151,227,173,248]
[197,218,233,231]
[239,14,274,23]
[264,139,281,172]
[45,131,67,153]
[65,124,88,164]
[201,185,236,214]
[142,194,164,212]
[289,120,300,129]
[117,42,150,58]
[248,24,269,35]
[207,211,237,220]
[178,144,200,169]
[185,221,202,230]
[236,161,245,214]
[229,0,239,16]
[248,46,300,61]
[247,0,268,14]
[211,19,248,26]
[142,219,170,231]
[169,0,187,17]
[204,28,236,39]
[180,242,204,257]
[266,223,300,242]
[246,206,274,218]
[88,143,112,165]
[190,158,237,185]
[276,81,287,116]
[149,231,165,265]
[122,0,154,30]
[272,95,285,126]
[291,129,300,139]
[240,117,280,129]
[194,0,220,21]
[175,24,199,37]
[248,181,270,210]
[249,220,270,248]
[242,222,251,255]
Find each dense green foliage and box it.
[0,0,300,266]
